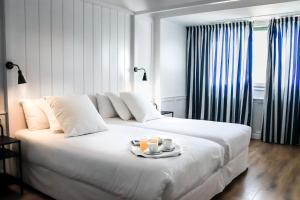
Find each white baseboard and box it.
[251,132,261,140]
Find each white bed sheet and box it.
[105,117,251,163]
[16,125,224,200]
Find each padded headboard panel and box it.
[5,0,133,135]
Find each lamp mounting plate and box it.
[6,61,14,70]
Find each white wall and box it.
[5,0,133,134]
[160,20,186,118]
[134,15,153,99]
[0,0,5,114]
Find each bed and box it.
[16,124,226,200]
[105,117,251,185]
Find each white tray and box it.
[131,144,181,158]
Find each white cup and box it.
[163,139,173,150]
[148,142,159,153]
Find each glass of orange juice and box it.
[150,136,159,144]
[139,138,148,152]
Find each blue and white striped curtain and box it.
[186,22,253,125]
[262,17,300,145]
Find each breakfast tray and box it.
[131,144,181,158]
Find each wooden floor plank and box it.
[1,140,300,200]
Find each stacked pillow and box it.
[21,95,108,137]
[120,92,163,122]
[105,92,133,120]
[20,99,50,131]
[96,93,118,118]
[20,92,162,137]
[45,95,107,137]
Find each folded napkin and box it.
[131,144,181,159]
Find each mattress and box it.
[105,117,251,163]
[16,125,224,200]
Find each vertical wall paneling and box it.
[101,7,110,92]
[25,0,40,98]
[5,0,133,134]
[83,2,93,94]
[51,0,64,95]
[109,10,118,92]
[118,12,125,91]
[124,15,131,91]
[5,0,27,133]
[93,5,102,93]
[39,0,52,96]
[73,0,84,94]
[63,0,74,94]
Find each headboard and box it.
[5,0,133,135]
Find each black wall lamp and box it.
[134,67,147,81]
[6,61,27,84]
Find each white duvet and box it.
[16,125,224,200]
[105,117,251,163]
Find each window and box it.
[252,28,268,88]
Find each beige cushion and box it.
[120,92,162,122]
[20,99,50,131]
[46,95,108,137]
[105,92,133,120]
[96,94,118,118]
[40,99,63,133]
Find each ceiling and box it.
[98,0,300,16]
[165,0,300,26]
[97,0,248,13]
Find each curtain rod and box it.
[187,11,300,26]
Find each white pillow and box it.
[88,95,98,111]
[120,92,163,122]
[40,99,63,133]
[105,92,133,120]
[20,99,50,131]
[46,95,108,137]
[96,94,118,118]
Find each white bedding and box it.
[105,117,251,163]
[16,125,224,200]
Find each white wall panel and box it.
[117,12,125,91]
[74,0,84,94]
[93,5,102,93]
[25,0,40,98]
[110,10,118,92]
[134,16,153,99]
[160,20,186,98]
[101,7,110,92]
[0,0,6,114]
[51,0,64,95]
[39,0,52,96]
[5,0,132,134]
[83,2,93,94]
[63,0,74,94]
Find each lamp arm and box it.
[15,64,21,71]
[134,67,146,72]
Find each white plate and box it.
[144,149,163,155]
[162,145,176,152]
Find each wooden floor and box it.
[1,140,300,200]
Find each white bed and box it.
[105,117,251,163]
[16,124,226,200]
[105,117,250,185]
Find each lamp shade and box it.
[18,70,27,84]
[142,72,147,81]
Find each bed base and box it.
[22,149,248,200]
